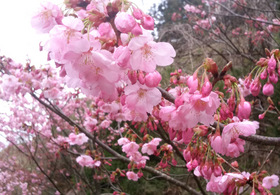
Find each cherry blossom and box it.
[262,175,279,190]
[68,133,89,145]
[128,32,176,73]
[126,171,139,181]
[141,138,162,155]
[76,155,101,168]
[31,2,63,33]
[125,82,162,115]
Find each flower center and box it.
[142,44,152,60]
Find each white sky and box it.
[0,0,160,65]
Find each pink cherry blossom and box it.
[125,82,162,114]
[206,173,245,194]
[31,2,63,33]
[65,50,120,101]
[238,78,250,97]
[129,152,149,166]
[128,33,176,73]
[224,139,245,157]
[117,138,130,146]
[237,99,251,121]
[114,12,136,33]
[187,75,198,94]
[160,91,220,130]
[263,82,274,96]
[141,15,154,30]
[141,138,162,155]
[113,46,131,68]
[210,135,226,154]
[268,56,276,72]
[68,133,89,145]
[122,142,139,156]
[144,71,162,88]
[132,7,143,20]
[126,171,139,181]
[132,23,143,36]
[84,117,98,132]
[44,16,90,64]
[76,155,100,168]
[269,71,278,83]
[98,22,116,42]
[262,175,279,189]
[1,74,21,96]
[201,79,212,97]
[222,119,259,149]
[250,78,261,96]
[43,87,61,99]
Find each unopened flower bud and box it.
[132,7,143,20]
[260,69,267,80]
[115,12,136,33]
[268,56,276,71]
[187,74,198,94]
[201,79,212,97]
[145,71,162,87]
[128,70,137,84]
[269,71,278,84]
[237,99,251,120]
[141,15,154,30]
[258,113,265,120]
[138,71,145,85]
[263,82,274,96]
[131,23,143,36]
[250,78,261,96]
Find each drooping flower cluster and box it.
[160,89,220,130]
[211,117,259,157]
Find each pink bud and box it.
[187,75,198,94]
[183,150,191,162]
[250,188,256,195]
[113,46,131,68]
[201,79,212,97]
[186,161,193,171]
[263,82,274,96]
[258,113,265,120]
[237,99,251,121]
[168,128,176,141]
[141,15,154,30]
[98,22,116,40]
[192,159,198,168]
[131,23,143,36]
[244,74,252,89]
[214,165,222,176]
[269,71,278,84]
[220,103,233,120]
[132,7,143,20]
[137,171,143,178]
[250,78,261,96]
[201,165,212,180]
[257,183,264,193]
[260,69,267,80]
[138,71,145,85]
[175,96,184,107]
[268,56,276,71]
[145,71,162,87]
[172,159,177,166]
[114,12,136,33]
[227,95,236,112]
[128,70,137,84]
